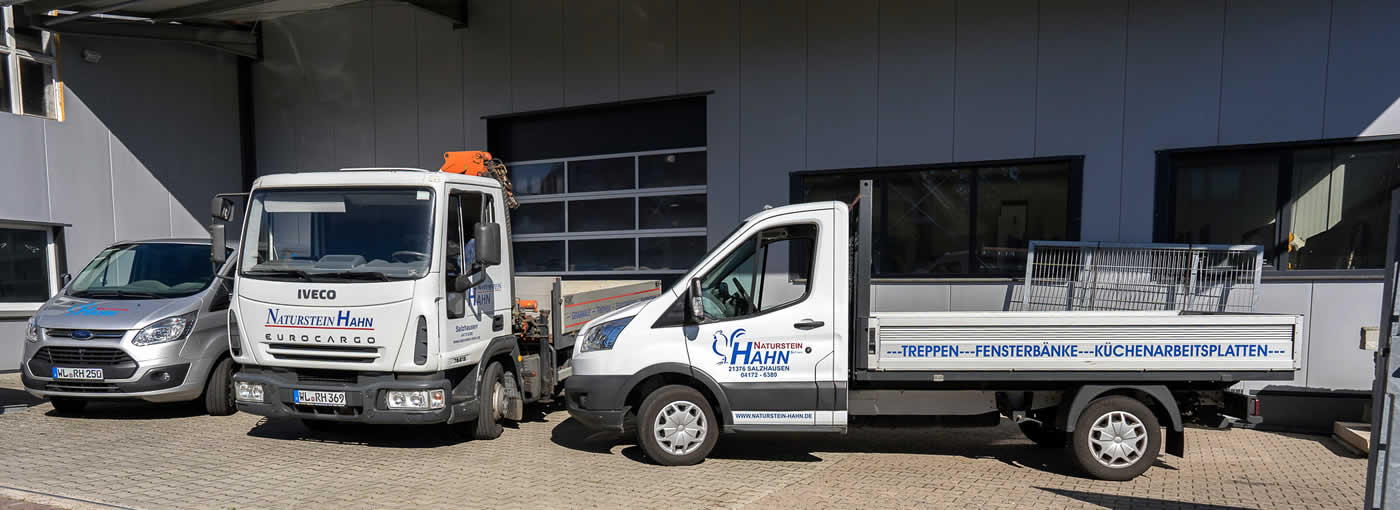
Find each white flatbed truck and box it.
[565,180,1299,480]
[207,168,660,437]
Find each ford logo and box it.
[71,330,93,340]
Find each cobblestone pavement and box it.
[0,374,1365,509]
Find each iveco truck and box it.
[208,167,658,438]
[565,180,1300,480]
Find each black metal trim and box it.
[482,91,715,121]
[237,56,258,191]
[726,424,846,434]
[719,381,818,412]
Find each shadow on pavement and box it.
[547,418,1172,477]
[42,400,206,420]
[0,387,44,407]
[1038,487,1254,510]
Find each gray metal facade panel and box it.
[325,5,376,170]
[415,9,466,168]
[1324,0,1400,138]
[949,283,1017,312]
[509,0,565,112]
[737,0,806,215]
[109,135,173,241]
[873,282,952,313]
[371,2,422,167]
[0,115,51,224]
[1033,0,1127,242]
[0,321,25,371]
[619,0,678,100]
[43,93,116,269]
[1243,281,1314,390]
[677,0,739,248]
[805,0,878,171]
[253,20,300,174]
[1119,0,1226,242]
[562,0,620,107]
[1218,0,1330,145]
[1306,282,1383,391]
[461,0,511,148]
[875,0,955,167]
[952,0,1038,162]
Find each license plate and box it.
[294,390,347,407]
[52,367,103,380]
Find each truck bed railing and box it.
[1017,241,1265,313]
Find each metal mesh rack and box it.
[1017,241,1264,313]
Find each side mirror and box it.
[687,278,705,323]
[474,222,502,267]
[60,273,72,286]
[210,224,228,265]
[211,196,236,222]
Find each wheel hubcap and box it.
[491,380,506,420]
[654,400,707,456]
[1087,410,1148,468]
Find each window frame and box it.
[692,221,821,325]
[509,146,708,277]
[1,6,62,120]
[0,221,63,314]
[1154,135,1400,279]
[791,155,1084,279]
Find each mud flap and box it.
[1166,428,1185,457]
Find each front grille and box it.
[293,405,362,417]
[33,347,135,367]
[265,343,379,364]
[45,381,121,393]
[296,369,360,385]
[45,328,125,339]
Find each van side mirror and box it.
[211,196,236,222]
[687,278,705,323]
[210,224,227,265]
[60,273,72,286]
[474,222,502,267]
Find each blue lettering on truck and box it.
[887,342,1287,359]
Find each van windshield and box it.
[240,188,435,281]
[69,243,220,299]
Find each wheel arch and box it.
[621,363,731,427]
[1057,384,1185,457]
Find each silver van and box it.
[20,239,239,415]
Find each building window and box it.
[796,158,1082,277]
[1,6,60,119]
[0,223,61,311]
[509,148,707,277]
[1158,139,1400,271]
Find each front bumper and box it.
[233,367,478,425]
[564,374,630,433]
[22,344,205,403]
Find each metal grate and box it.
[45,328,125,339]
[1017,241,1264,313]
[296,369,360,385]
[45,381,121,393]
[33,346,136,366]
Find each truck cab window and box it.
[699,223,818,320]
[445,192,484,319]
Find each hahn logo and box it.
[65,304,128,317]
[711,329,809,367]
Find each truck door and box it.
[685,211,835,427]
[441,189,499,365]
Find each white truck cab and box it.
[566,180,1300,480]
[210,168,656,437]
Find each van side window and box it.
[446,193,465,319]
[697,223,818,321]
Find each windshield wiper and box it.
[243,269,312,281]
[324,271,391,281]
[71,290,163,299]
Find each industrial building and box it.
[1,0,1397,430]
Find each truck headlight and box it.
[579,317,632,353]
[235,381,264,403]
[386,389,445,410]
[132,312,197,346]
[24,317,39,343]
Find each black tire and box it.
[1018,420,1067,448]
[203,357,238,416]
[48,397,86,414]
[1070,396,1162,481]
[470,361,506,440]
[636,385,718,466]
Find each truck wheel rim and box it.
[1087,410,1148,468]
[492,379,506,420]
[654,400,706,456]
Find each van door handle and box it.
[794,320,825,330]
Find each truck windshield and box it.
[241,188,435,281]
[68,243,221,299]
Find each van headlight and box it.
[132,312,197,346]
[24,317,39,343]
[579,317,632,353]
